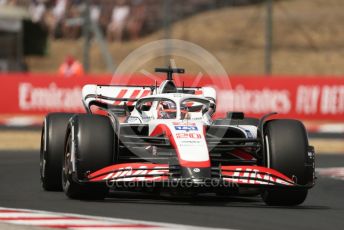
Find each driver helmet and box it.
[161,101,176,110]
[159,101,176,119]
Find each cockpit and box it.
[130,95,215,124]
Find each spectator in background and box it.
[61,1,82,39]
[58,55,84,78]
[51,0,67,38]
[107,0,130,42]
[1,0,16,5]
[29,0,46,23]
[52,0,67,23]
[90,0,101,24]
[127,0,146,40]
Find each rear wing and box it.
[82,84,216,112]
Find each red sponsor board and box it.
[0,74,343,120]
[0,74,110,114]
[218,77,344,120]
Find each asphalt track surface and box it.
[0,150,344,230]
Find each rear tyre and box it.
[40,113,75,191]
[62,114,114,200]
[262,119,311,206]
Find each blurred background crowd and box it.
[2,0,261,42]
[0,0,343,75]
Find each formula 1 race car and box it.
[40,67,315,206]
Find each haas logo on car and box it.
[222,167,294,186]
[101,165,168,182]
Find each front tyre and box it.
[262,189,308,206]
[262,119,313,206]
[40,113,75,191]
[62,114,114,200]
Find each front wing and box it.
[84,163,314,189]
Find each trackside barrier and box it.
[0,74,344,121]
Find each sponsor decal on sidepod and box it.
[174,126,198,131]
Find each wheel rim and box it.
[40,127,46,182]
[62,132,72,188]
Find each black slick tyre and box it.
[262,119,310,206]
[62,114,114,200]
[40,113,75,191]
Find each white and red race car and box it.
[40,67,315,205]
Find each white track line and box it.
[0,213,61,218]
[0,207,228,230]
[6,219,121,226]
[316,167,344,181]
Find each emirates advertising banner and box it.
[0,74,343,120]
